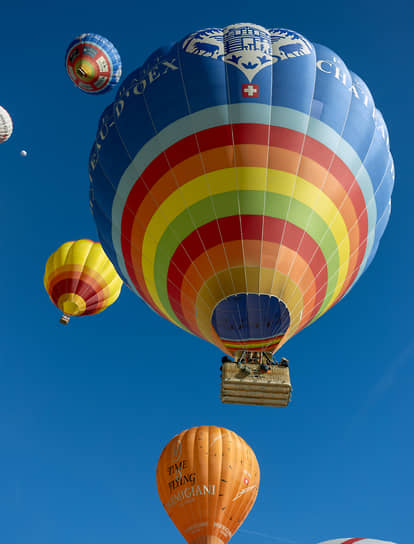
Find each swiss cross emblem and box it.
[242,84,259,97]
[244,477,250,485]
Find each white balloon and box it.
[20,150,27,157]
[0,106,13,143]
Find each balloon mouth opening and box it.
[76,63,93,80]
[76,67,87,78]
[57,293,86,317]
[62,300,82,315]
[189,536,226,544]
[211,293,291,353]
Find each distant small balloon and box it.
[0,105,13,143]
[44,239,123,325]
[65,33,122,94]
[317,539,398,544]
[20,150,27,157]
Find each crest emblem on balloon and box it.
[182,23,312,81]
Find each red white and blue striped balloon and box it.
[65,33,122,94]
[89,23,394,356]
[317,539,397,544]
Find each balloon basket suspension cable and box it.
[220,351,292,407]
[59,314,70,325]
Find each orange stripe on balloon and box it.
[46,264,108,292]
[48,272,103,301]
[177,241,316,337]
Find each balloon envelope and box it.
[44,239,122,321]
[0,105,13,143]
[319,538,397,544]
[156,425,260,544]
[65,33,122,94]
[89,23,394,356]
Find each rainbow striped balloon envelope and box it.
[89,23,394,356]
[44,239,122,323]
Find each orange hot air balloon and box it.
[156,426,260,544]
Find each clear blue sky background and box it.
[0,1,411,543]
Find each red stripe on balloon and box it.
[224,342,282,355]
[51,279,101,313]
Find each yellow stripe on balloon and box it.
[44,241,73,282]
[141,167,350,316]
[45,240,95,289]
[83,243,117,283]
[65,239,95,267]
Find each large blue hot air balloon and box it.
[89,23,394,362]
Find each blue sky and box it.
[0,1,411,543]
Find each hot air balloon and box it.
[317,539,398,544]
[0,105,13,143]
[65,33,122,94]
[44,239,122,324]
[156,425,259,544]
[89,23,394,403]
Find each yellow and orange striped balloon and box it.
[44,239,122,323]
[156,426,260,544]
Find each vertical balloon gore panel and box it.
[156,426,260,544]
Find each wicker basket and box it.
[220,361,292,407]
